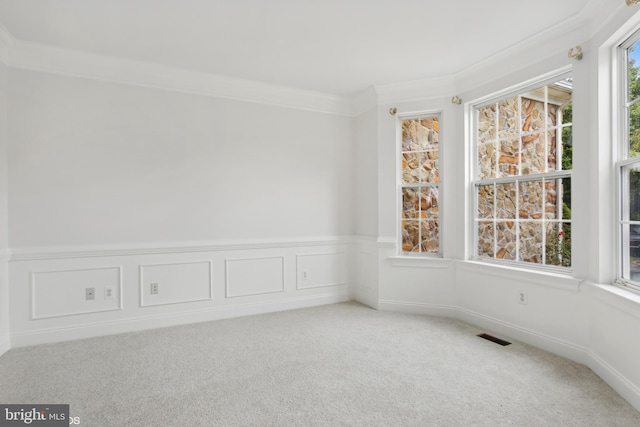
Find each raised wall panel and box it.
[296,252,346,290]
[31,266,122,319]
[140,261,212,307]
[225,256,284,298]
[10,238,353,347]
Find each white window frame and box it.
[616,29,640,293]
[397,111,443,257]
[469,71,573,273]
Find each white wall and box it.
[582,5,640,410]
[9,241,351,346]
[0,59,9,356]
[2,0,640,414]
[450,50,589,362]
[372,97,458,313]
[8,69,354,248]
[352,107,379,308]
[352,2,640,413]
[353,107,377,238]
[5,68,354,347]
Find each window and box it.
[618,32,640,292]
[472,75,573,269]
[399,114,441,255]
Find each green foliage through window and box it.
[628,44,640,157]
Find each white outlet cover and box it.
[518,291,528,305]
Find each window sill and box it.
[590,283,640,321]
[457,260,582,292]
[388,256,453,269]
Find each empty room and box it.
[1,0,640,425]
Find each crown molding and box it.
[7,39,356,117]
[453,7,593,96]
[451,0,628,97]
[0,0,625,116]
[351,86,378,116]
[374,75,455,106]
[583,0,627,37]
[357,0,614,110]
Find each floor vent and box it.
[477,333,511,346]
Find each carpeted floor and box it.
[0,301,638,426]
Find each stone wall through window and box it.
[400,115,440,255]
[473,77,572,268]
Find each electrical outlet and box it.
[303,271,308,279]
[150,283,159,295]
[104,287,114,300]
[518,291,528,305]
[86,287,95,300]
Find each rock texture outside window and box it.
[401,116,440,254]
[475,79,572,267]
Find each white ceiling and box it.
[0,0,606,96]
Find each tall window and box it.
[619,33,640,292]
[399,114,441,255]
[472,75,573,269]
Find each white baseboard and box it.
[354,285,378,310]
[10,292,351,348]
[378,299,457,318]
[364,297,640,415]
[455,307,588,364]
[376,299,587,364]
[0,336,10,357]
[587,350,640,413]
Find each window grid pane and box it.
[619,36,640,289]
[400,114,440,255]
[620,163,640,283]
[473,77,572,269]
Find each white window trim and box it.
[468,69,573,274]
[615,30,640,294]
[396,110,443,258]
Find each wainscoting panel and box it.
[140,261,212,307]
[225,256,285,298]
[31,266,122,319]
[8,237,352,347]
[296,252,346,290]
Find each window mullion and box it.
[398,115,441,256]
[472,74,572,270]
[474,170,571,186]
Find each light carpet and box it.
[0,302,639,426]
